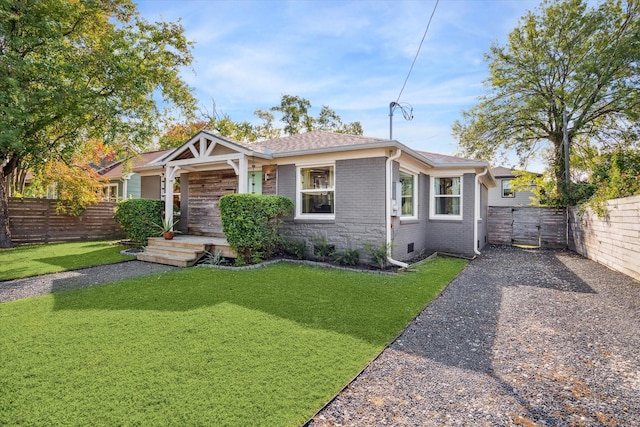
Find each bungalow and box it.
[134,130,495,265]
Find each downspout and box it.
[386,149,409,268]
[474,167,489,255]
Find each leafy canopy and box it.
[453,0,640,196]
[159,94,363,149]
[0,0,196,247]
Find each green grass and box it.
[0,240,134,281]
[0,258,467,426]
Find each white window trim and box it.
[295,163,335,220]
[102,183,119,202]
[429,174,463,221]
[399,169,418,221]
[501,179,515,198]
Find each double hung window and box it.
[399,170,418,219]
[502,179,515,198]
[297,165,334,218]
[431,176,462,220]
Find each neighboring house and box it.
[488,166,541,207]
[97,149,174,201]
[134,130,496,261]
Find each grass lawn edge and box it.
[300,253,470,425]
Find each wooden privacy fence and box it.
[569,195,640,282]
[488,206,567,248]
[8,197,124,245]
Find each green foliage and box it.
[312,234,336,262]
[333,247,360,266]
[280,238,309,260]
[587,149,640,216]
[114,199,164,246]
[511,171,596,208]
[219,194,294,265]
[453,0,640,195]
[152,217,180,235]
[0,258,465,425]
[157,94,364,148]
[0,0,196,247]
[199,249,225,266]
[0,240,133,281]
[365,242,392,270]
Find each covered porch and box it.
[134,131,276,267]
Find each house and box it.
[488,166,541,207]
[97,149,174,202]
[134,130,496,264]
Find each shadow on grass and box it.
[50,263,444,347]
[35,247,129,270]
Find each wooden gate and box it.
[488,206,567,248]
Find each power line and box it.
[395,0,440,104]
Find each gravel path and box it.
[0,261,177,303]
[309,246,640,426]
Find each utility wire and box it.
[395,0,439,104]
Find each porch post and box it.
[237,155,248,194]
[164,165,179,229]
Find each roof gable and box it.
[164,130,264,163]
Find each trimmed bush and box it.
[219,194,294,265]
[114,199,164,246]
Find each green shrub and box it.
[219,194,294,265]
[365,242,392,270]
[114,199,164,246]
[333,247,360,266]
[312,234,335,262]
[280,238,309,260]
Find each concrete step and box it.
[137,252,196,267]
[138,235,235,267]
[144,245,204,259]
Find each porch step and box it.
[137,235,236,267]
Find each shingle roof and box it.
[255,131,391,154]
[491,166,542,178]
[99,149,174,179]
[418,151,487,167]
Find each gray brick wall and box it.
[277,158,387,255]
[424,173,477,257]
[391,168,429,261]
[276,161,482,260]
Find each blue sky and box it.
[136,0,542,169]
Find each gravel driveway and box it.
[0,260,177,303]
[309,246,640,426]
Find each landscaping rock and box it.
[308,246,640,426]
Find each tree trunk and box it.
[0,168,14,248]
[550,137,566,198]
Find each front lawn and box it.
[0,240,133,281]
[0,258,466,426]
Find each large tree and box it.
[159,95,363,148]
[0,0,196,247]
[453,0,640,197]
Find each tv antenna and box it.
[389,102,413,140]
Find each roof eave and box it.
[271,139,437,168]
